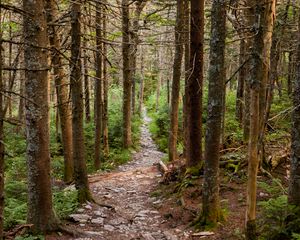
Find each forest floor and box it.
[47,112,247,240]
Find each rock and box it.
[86,231,103,236]
[104,224,115,232]
[127,190,137,194]
[91,218,104,225]
[141,233,155,240]
[77,208,85,213]
[69,214,91,223]
[109,218,125,225]
[192,231,214,237]
[79,223,85,227]
[85,204,93,210]
[94,210,106,217]
[104,194,112,199]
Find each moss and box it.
[245,219,257,240]
[77,188,94,204]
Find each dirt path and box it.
[60,112,192,240]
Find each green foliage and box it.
[258,195,300,240]
[4,181,27,229]
[258,179,300,239]
[53,188,79,219]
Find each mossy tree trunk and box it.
[168,0,184,162]
[23,0,60,232]
[122,0,132,148]
[0,3,4,237]
[202,0,226,226]
[70,0,93,203]
[94,1,103,170]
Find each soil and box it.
[46,112,248,240]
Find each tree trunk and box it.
[245,0,275,238]
[202,0,226,226]
[168,0,184,162]
[138,46,145,114]
[183,0,190,159]
[287,51,293,96]
[102,0,109,157]
[122,0,132,148]
[94,1,103,170]
[186,0,204,168]
[70,0,92,203]
[289,12,300,207]
[236,39,245,125]
[83,15,91,123]
[0,4,4,237]
[23,0,59,232]
[45,0,74,183]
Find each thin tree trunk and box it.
[70,0,93,203]
[287,51,293,95]
[138,46,145,114]
[102,0,109,157]
[0,4,4,237]
[23,0,59,232]
[168,0,184,162]
[94,1,103,169]
[288,12,300,207]
[236,39,245,125]
[202,0,226,225]
[45,0,74,183]
[83,16,91,123]
[183,0,190,159]
[186,0,204,168]
[122,0,132,148]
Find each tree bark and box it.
[0,4,4,237]
[183,0,190,159]
[70,0,92,203]
[186,0,204,168]
[94,1,103,170]
[122,0,132,148]
[245,0,275,238]
[236,39,245,125]
[289,12,300,207]
[202,0,226,225]
[168,0,184,162]
[102,0,109,157]
[23,0,59,232]
[45,0,74,183]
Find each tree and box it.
[102,0,109,157]
[122,0,132,148]
[245,0,275,238]
[0,2,4,237]
[202,0,226,225]
[186,0,204,167]
[45,0,74,183]
[70,0,92,203]
[289,12,300,206]
[23,0,59,232]
[168,0,184,162]
[94,1,103,170]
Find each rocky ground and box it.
[53,113,198,240]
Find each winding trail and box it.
[64,111,191,240]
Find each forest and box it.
[0,0,299,239]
